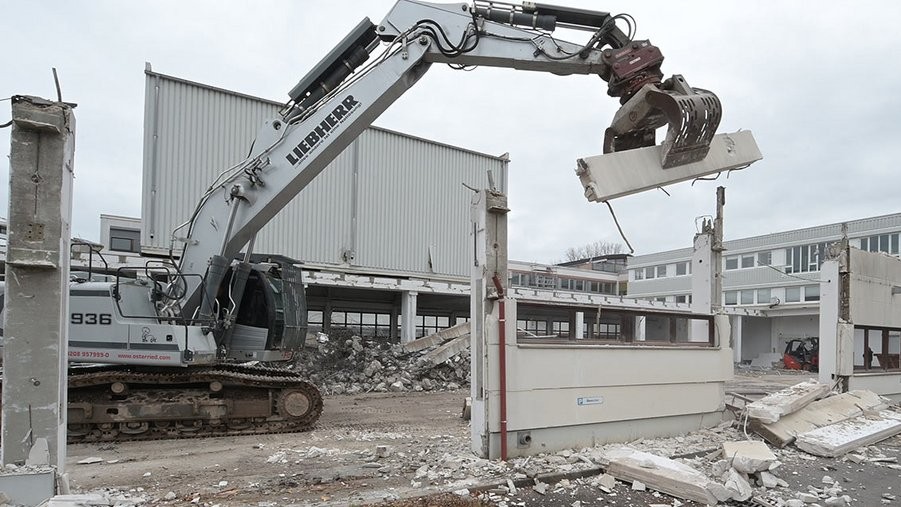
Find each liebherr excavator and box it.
[3,0,723,442]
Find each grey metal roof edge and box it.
[144,65,510,163]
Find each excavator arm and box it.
[170,0,724,334]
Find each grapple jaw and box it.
[604,75,722,169]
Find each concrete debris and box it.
[598,473,617,489]
[422,334,470,366]
[295,328,470,394]
[76,457,104,465]
[797,491,819,503]
[604,447,721,505]
[794,411,901,457]
[376,445,393,458]
[752,390,889,448]
[723,440,777,473]
[402,322,470,353]
[723,468,753,501]
[746,380,831,424]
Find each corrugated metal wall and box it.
[141,68,507,278]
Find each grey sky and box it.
[2,1,901,265]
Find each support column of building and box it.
[574,311,584,339]
[1,97,75,476]
[635,316,647,341]
[690,187,727,344]
[732,315,743,363]
[818,250,853,389]
[469,189,509,459]
[400,290,419,344]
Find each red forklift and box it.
[783,337,819,371]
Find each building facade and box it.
[627,213,901,362]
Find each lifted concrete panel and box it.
[576,131,762,202]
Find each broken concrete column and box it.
[1,96,75,470]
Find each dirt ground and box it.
[65,371,900,507]
[67,389,473,506]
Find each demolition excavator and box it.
[3,0,723,442]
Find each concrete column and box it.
[574,311,584,339]
[818,260,841,386]
[2,96,75,470]
[732,315,743,363]
[635,316,646,342]
[469,189,509,459]
[690,230,714,342]
[400,290,418,344]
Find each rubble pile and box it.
[293,328,470,395]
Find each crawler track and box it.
[61,364,322,443]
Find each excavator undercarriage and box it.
[65,364,322,443]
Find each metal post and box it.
[1,95,75,496]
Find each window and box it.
[785,286,801,303]
[860,233,900,255]
[655,297,666,303]
[725,257,739,270]
[741,291,754,304]
[785,243,829,274]
[675,295,688,304]
[535,275,555,288]
[855,327,901,371]
[517,319,547,334]
[656,265,667,278]
[804,285,820,302]
[725,291,738,305]
[334,311,392,337]
[308,311,324,333]
[552,321,570,337]
[741,255,755,268]
[633,269,644,281]
[676,262,688,276]
[757,288,772,305]
[645,267,655,280]
[595,323,621,339]
[757,251,772,267]
[109,227,141,253]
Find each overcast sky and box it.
[2,1,901,265]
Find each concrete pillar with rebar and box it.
[1,95,75,472]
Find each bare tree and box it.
[562,240,624,262]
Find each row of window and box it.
[634,261,691,281]
[517,319,623,340]
[860,233,900,255]
[723,285,819,306]
[307,311,463,339]
[633,232,901,281]
[854,327,901,371]
[509,272,618,295]
[725,251,771,270]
